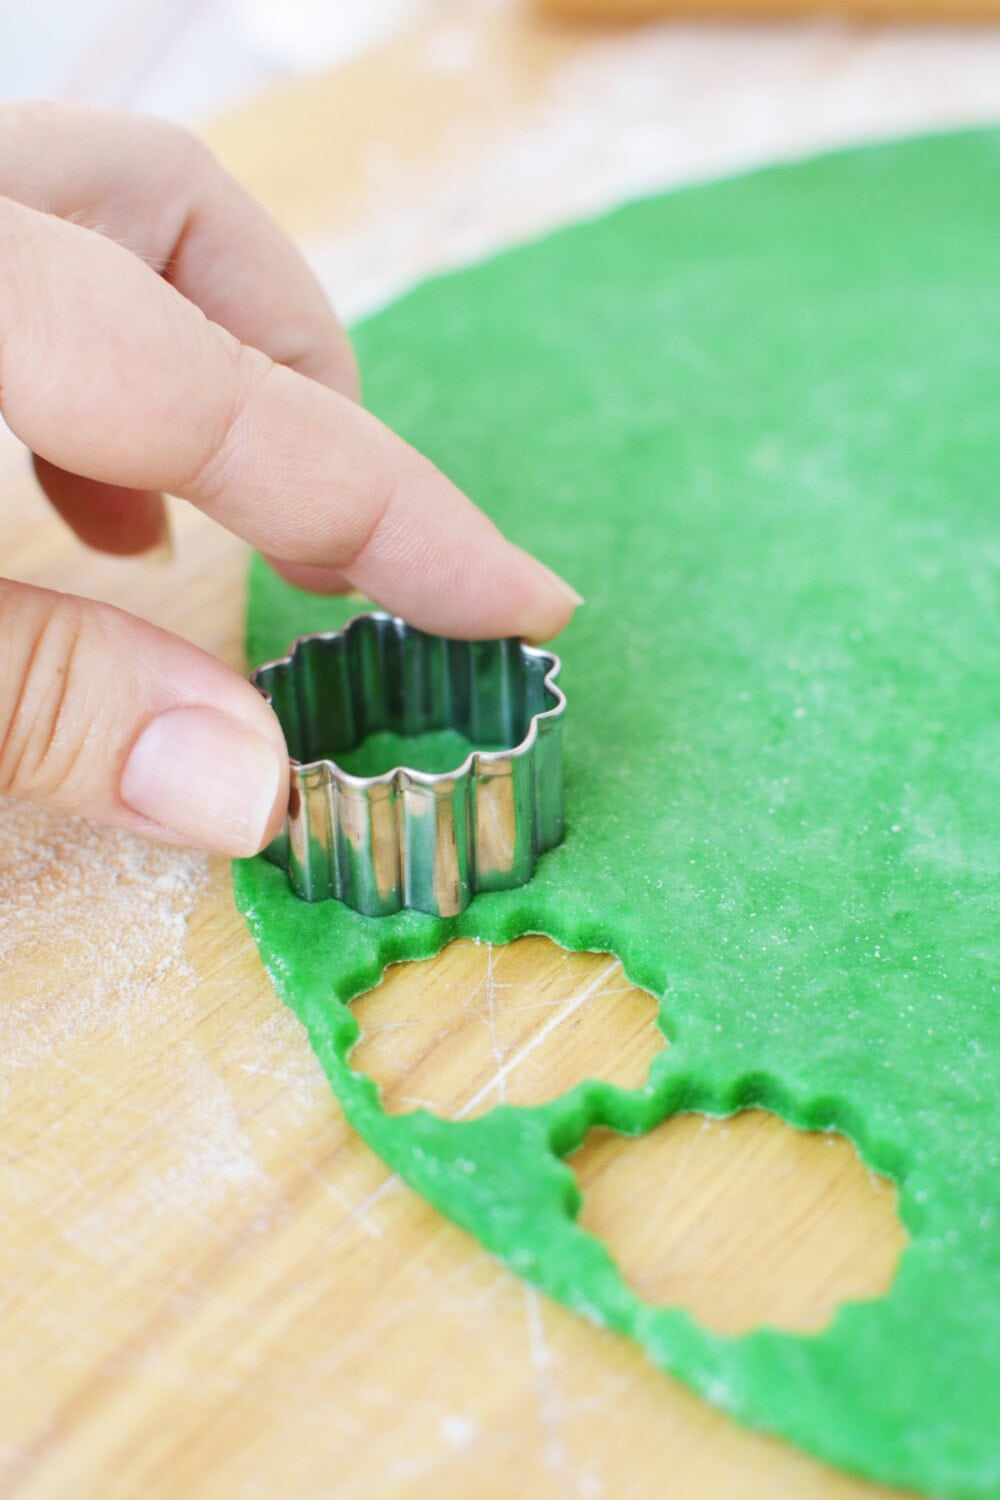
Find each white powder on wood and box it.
[0,799,337,1271]
[0,798,210,1084]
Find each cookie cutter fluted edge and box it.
[249,612,566,919]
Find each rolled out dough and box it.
[235,130,1000,1498]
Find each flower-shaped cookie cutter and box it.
[250,612,566,918]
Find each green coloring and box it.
[235,131,1000,1498]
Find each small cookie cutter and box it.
[250,611,565,918]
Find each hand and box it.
[0,103,580,858]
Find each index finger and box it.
[0,100,357,396]
[0,197,580,641]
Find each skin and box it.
[0,102,580,859]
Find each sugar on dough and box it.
[236,130,1000,1500]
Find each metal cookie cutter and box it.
[250,612,565,918]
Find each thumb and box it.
[0,579,288,857]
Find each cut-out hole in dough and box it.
[571,1112,907,1335]
[349,936,665,1118]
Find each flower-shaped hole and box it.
[348,936,666,1117]
[570,1113,907,1335]
[348,938,906,1333]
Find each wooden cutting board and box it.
[0,6,947,1496]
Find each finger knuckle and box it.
[181,341,276,504]
[0,590,100,803]
[336,466,400,575]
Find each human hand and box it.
[0,103,580,859]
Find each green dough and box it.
[322,727,506,778]
[234,131,1000,1498]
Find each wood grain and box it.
[352,934,905,1336]
[0,835,910,1500]
[351,937,666,1119]
[573,1112,905,1335]
[0,5,953,1495]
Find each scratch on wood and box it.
[456,958,622,1120]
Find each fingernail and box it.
[532,557,584,608]
[120,706,283,856]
